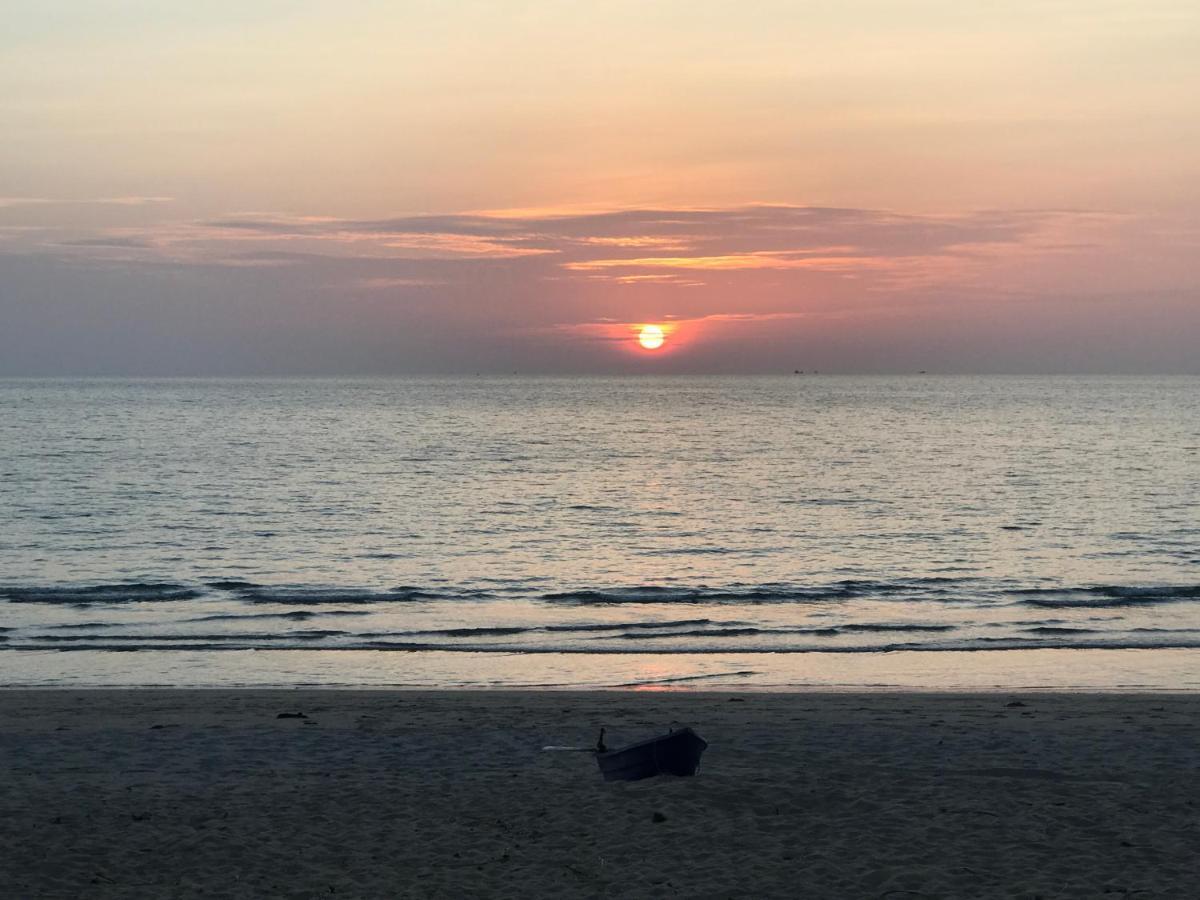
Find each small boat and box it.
[595,727,708,782]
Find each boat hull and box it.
[595,727,708,782]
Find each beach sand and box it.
[1,690,1197,898]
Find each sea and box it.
[1,376,1198,690]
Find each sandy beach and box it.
[1,690,1197,898]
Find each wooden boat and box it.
[595,727,708,782]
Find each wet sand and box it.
[1,690,1197,898]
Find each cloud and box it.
[354,276,445,289]
[0,198,56,209]
[1,202,1140,315]
[563,250,896,272]
[95,196,175,206]
[199,214,556,259]
[0,196,173,208]
[10,203,1086,281]
[1,201,1193,375]
[60,236,154,249]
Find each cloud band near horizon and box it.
[0,201,1196,375]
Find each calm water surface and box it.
[1,376,1197,688]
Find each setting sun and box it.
[638,324,665,350]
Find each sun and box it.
[637,324,665,350]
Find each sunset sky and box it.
[2,1,1197,374]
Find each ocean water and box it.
[1,376,1198,689]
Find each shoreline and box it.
[4,646,1199,692]
[3,689,1197,897]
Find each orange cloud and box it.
[564,250,891,272]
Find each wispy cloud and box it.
[0,196,173,208]
[5,203,1089,283]
[2,199,1193,375]
[59,236,155,249]
[0,202,1143,323]
[563,251,897,272]
[354,276,445,289]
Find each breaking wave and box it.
[1013,585,1200,608]
[2,578,1198,660]
[0,583,204,605]
[4,579,1197,609]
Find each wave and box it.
[30,630,346,643]
[187,610,373,622]
[778,497,882,506]
[606,627,778,639]
[618,670,758,686]
[349,620,735,639]
[396,626,529,638]
[4,579,1198,614]
[235,587,441,605]
[9,619,966,647]
[538,581,1200,609]
[540,581,936,605]
[0,581,451,607]
[542,580,1200,608]
[543,618,719,632]
[637,547,744,557]
[1013,585,1200,608]
[601,622,957,640]
[0,583,203,604]
[12,639,1200,654]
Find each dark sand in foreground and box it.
[2,690,1197,898]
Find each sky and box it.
[1,0,1198,374]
